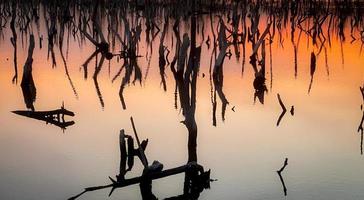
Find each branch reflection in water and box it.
[1,1,364,199]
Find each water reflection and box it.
[358,111,364,155]
[277,158,288,196]
[10,1,18,84]
[308,52,316,94]
[212,18,229,124]
[70,8,214,198]
[276,94,287,127]
[3,0,363,116]
[358,86,364,155]
[248,5,270,105]
[1,1,364,199]
[20,34,36,111]
[12,107,75,130]
[13,34,75,130]
[69,118,211,200]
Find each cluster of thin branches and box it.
[4,0,364,122]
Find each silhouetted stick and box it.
[361,127,363,155]
[277,93,287,126]
[359,87,364,155]
[277,93,287,112]
[93,55,105,108]
[290,106,294,116]
[119,61,132,110]
[358,112,364,132]
[60,37,79,99]
[277,158,288,173]
[130,117,148,168]
[177,34,190,73]
[277,158,288,196]
[357,110,364,154]
[22,34,35,75]
[20,34,36,111]
[277,111,286,127]
[10,2,17,84]
[213,19,228,75]
[115,129,131,184]
[308,52,316,94]
[252,23,271,55]
[82,50,98,79]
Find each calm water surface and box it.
[1,2,364,200]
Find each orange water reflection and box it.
[0,9,364,200]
